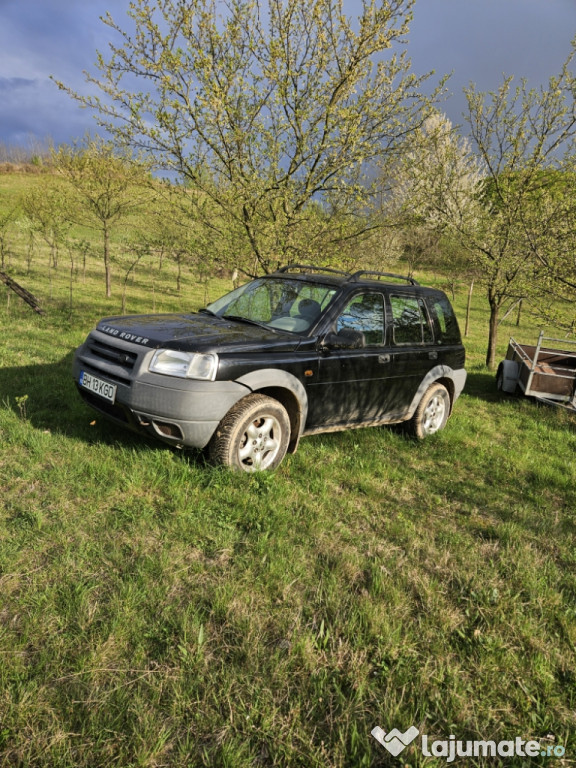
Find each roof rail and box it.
[275,264,351,277]
[348,270,419,286]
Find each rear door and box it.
[383,293,438,411]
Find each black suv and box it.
[73,265,466,471]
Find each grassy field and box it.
[1,172,575,767]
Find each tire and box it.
[496,363,504,392]
[409,383,450,439]
[496,360,520,396]
[209,394,290,472]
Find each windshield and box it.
[207,278,337,334]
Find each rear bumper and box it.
[451,368,467,400]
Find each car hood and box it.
[95,312,302,353]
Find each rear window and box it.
[429,296,461,344]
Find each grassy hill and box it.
[0,172,575,766]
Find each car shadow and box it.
[460,370,500,401]
[1,352,150,448]
[0,353,212,470]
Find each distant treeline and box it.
[0,139,53,171]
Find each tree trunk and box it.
[69,248,74,311]
[26,232,34,275]
[486,300,500,369]
[465,280,474,337]
[104,225,112,298]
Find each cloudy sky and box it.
[0,0,575,151]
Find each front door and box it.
[306,291,394,426]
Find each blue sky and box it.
[0,0,575,150]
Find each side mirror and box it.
[322,329,366,349]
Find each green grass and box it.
[1,173,575,766]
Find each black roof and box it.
[269,264,446,296]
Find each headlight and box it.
[149,349,218,380]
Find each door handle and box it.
[378,354,391,364]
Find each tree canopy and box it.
[53,137,151,296]
[55,0,440,273]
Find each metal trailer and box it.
[496,330,576,410]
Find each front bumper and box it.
[73,331,250,448]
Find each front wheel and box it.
[409,383,450,439]
[209,394,290,472]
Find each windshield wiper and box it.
[199,307,218,316]
[223,314,273,330]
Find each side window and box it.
[390,295,433,345]
[336,293,385,346]
[430,296,461,344]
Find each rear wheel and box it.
[209,394,290,472]
[410,383,450,439]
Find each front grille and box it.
[88,339,139,370]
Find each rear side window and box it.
[429,296,461,344]
[390,295,433,344]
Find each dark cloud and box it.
[0,0,125,146]
[0,0,117,73]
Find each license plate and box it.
[79,371,117,403]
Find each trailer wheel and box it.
[495,359,520,395]
[496,363,505,391]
